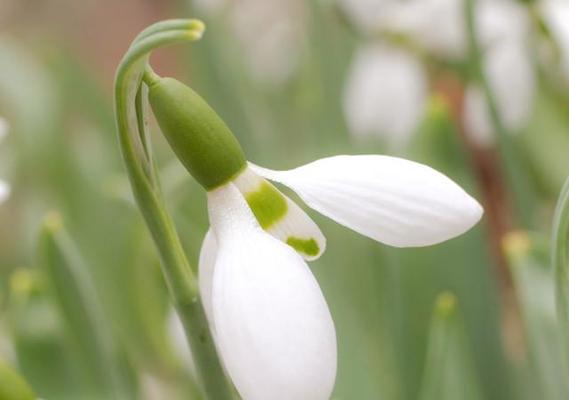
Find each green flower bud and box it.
[148,77,246,190]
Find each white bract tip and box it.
[206,184,337,400]
[252,155,483,247]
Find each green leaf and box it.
[419,292,483,400]
[0,360,36,400]
[37,212,131,399]
[504,231,569,400]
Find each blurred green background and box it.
[1,0,569,399]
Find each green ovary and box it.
[286,237,320,257]
[245,182,288,229]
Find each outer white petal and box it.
[251,156,483,247]
[208,184,337,400]
[464,41,534,146]
[198,229,218,331]
[233,166,326,260]
[343,44,427,146]
[0,181,10,204]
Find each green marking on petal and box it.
[286,237,320,257]
[245,181,288,229]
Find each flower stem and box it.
[114,20,233,400]
[553,176,569,362]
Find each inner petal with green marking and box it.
[232,167,326,260]
[245,181,288,229]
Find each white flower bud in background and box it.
[337,0,395,35]
[340,0,535,147]
[541,0,569,84]
[194,0,307,86]
[0,117,8,142]
[0,117,11,204]
[343,44,427,146]
[464,0,533,146]
[383,0,466,59]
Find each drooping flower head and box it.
[147,71,483,399]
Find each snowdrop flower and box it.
[343,44,428,146]
[147,74,483,400]
[0,117,10,204]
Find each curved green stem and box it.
[114,20,233,400]
[553,176,569,362]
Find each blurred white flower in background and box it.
[464,41,535,145]
[463,0,534,145]
[343,44,427,146]
[194,0,306,86]
[0,117,11,204]
[337,0,395,35]
[341,0,535,147]
[541,0,569,83]
[382,0,466,59]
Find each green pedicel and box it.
[286,237,320,257]
[148,77,246,190]
[245,181,288,229]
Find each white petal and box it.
[0,181,10,204]
[233,166,326,260]
[198,229,218,331]
[208,184,337,400]
[251,156,483,247]
[343,44,427,146]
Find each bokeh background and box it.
[1,0,569,399]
